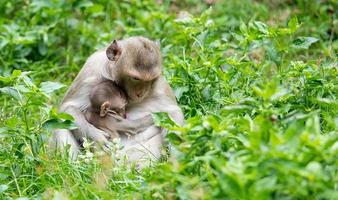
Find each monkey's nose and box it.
[136,93,142,98]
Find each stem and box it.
[23,108,29,133]
[11,167,22,196]
[22,108,34,157]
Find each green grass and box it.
[0,0,337,199]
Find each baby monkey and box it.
[85,80,129,139]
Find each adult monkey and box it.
[50,36,184,165]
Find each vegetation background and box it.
[0,0,337,199]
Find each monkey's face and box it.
[120,76,154,102]
[106,97,127,118]
[110,106,127,118]
[110,90,128,118]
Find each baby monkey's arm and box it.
[85,111,120,139]
[101,114,154,136]
[86,110,154,137]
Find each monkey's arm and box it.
[149,77,184,127]
[63,105,111,144]
[107,78,184,136]
[58,53,114,146]
[97,114,154,136]
[111,97,183,143]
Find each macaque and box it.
[85,80,127,139]
[84,80,153,139]
[50,36,184,166]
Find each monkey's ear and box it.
[100,101,111,117]
[106,40,121,61]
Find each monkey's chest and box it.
[125,104,151,120]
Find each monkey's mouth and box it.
[128,94,146,103]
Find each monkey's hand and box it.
[85,125,110,142]
[83,123,114,153]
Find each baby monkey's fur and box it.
[85,80,143,139]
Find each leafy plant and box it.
[0,0,337,199]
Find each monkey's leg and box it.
[49,129,80,159]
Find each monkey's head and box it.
[90,81,128,118]
[106,37,162,103]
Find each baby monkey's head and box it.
[89,80,128,118]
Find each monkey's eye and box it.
[130,77,140,81]
[107,109,117,115]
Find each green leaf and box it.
[0,127,8,138]
[165,132,183,145]
[287,17,300,32]
[152,112,178,129]
[292,37,319,49]
[0,76,13,85]
[270,88,289,101]
[174,86,189,100]
[38,42,47,55]
[43,110,76,130]
[85,4,104,17]
[57,112,75,121]
[222,105,252,112]
[0,70,22,86]
[0,87,21,100]
[42,119,77,130]
[253,21,269,35]
[253,176,277,192]
[0,184,8,193]
[39,81,65,94]
[49,109,74,121]
[12,70,22,77]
